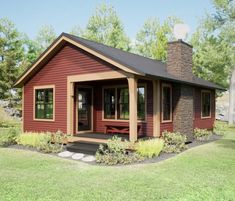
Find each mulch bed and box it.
[139,134,222,165]
[4,134,222,166]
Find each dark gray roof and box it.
[64,33,224,90]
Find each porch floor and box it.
[68,133,129,144]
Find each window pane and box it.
[35,88,54,119]
[104,88,115,119]
[118,88,129,119]
[137,87,145,120]
[202,92,211,117]
[162,86,171,121]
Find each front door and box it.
[77,87,92,132]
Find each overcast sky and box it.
[0,0,215,39]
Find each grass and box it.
[0,124,235,201]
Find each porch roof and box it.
[14,33,225,90]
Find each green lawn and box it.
[0,126,235,201]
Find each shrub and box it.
[16,132,50,147]
[193,128,212,141]
[16,131,65,153]
[96,136,143,165]
[0,127,20,146]
[162,131,187,153]
[135,138,164,158]
[213,121,227,136]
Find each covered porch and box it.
[67,71,161,142]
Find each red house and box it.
[14,33,223,142]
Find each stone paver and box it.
[58,151,74,158]
[82,155,96,162]
[71,153,85,160]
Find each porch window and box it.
[117,88,129,119]
[201,90,211,118]
[162,84,172,122]
[103,86,146,121]
[35,88,54,120]
[104,88,116,119]
[137,87,145,120]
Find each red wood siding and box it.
[24,43,119,134]
[193,88,215,129]
[23,42,215,137]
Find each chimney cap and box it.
[168,39,193,48]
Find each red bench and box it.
[105,124,141,134]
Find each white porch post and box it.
[67,81,75,135]
[128,76,138,142]
[153,80,161,137]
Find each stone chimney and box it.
[167,40,194,141]
[167,40,193,81]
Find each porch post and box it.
[153,80,161,137]
[127,76,138,142]
[67,80,75,135]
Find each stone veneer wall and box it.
[173,84,194,141]
[167,40,193,81]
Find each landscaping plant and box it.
[0,127,19,146]
[135,138,164,158]
[16,131,65,153]
[193,128,212,141]
[96,136,143,165]
[162,131,187,153]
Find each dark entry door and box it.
[78,87,92,131]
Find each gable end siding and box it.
[23,43,120,133]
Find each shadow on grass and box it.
[214,138,235,150]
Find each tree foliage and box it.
[135,17,182,61]
[71,4,130,51]
[191,0,235,88]
[0,18,24,99]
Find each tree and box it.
[191,0,235,88]
[135,17,182,61]
[36,25,57,53]
[0,18,24,100]
[71,3,130,51]
[19,25,57,74]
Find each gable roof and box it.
[14,33,224,90]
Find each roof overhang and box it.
[14,33,144,88]
[146,74,226,91]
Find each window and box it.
[103,86,146,121]
[137,87,145,120]
[162,84,172,122]
[117,88,129,119]
[201,91,211,118]
[104,88,116,119]
[35,87,54,120]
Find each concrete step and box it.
[66,141,105,155]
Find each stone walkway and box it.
[58,151,96,162]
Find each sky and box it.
[0,0,215,39]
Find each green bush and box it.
[0,127,20,146]
[16,131,65,153]
[96,136,143,165]
[162,131,187,153]
[16,132,50,147]
[194,128,212,141]
[135,138,164,158]
[213,121,227,136]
